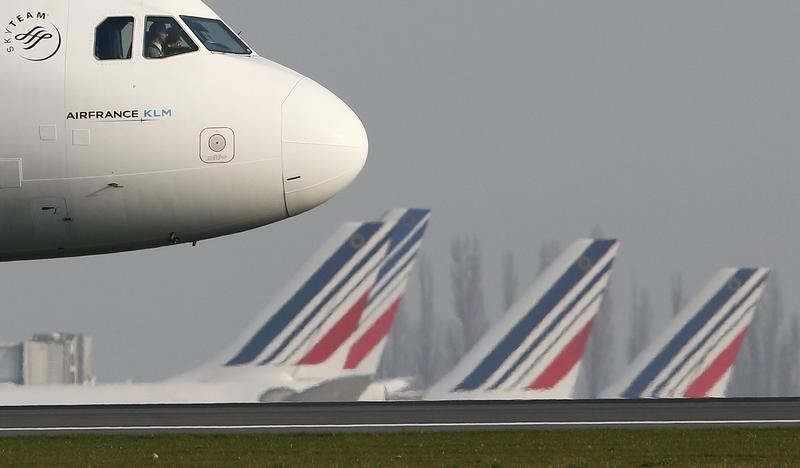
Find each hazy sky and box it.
[2,1,799,382]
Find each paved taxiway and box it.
[1,398,799,435]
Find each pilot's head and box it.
[166,31,182,48]
[150,22,169,43]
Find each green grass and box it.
[0,428,799,467]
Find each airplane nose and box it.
[282,78,369,216]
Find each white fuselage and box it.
[0,370,307,406]
[0,0,368,261]
[0,365,370,405]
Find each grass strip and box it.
[0,427,799,467]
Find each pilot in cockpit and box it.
[145,22,169,58]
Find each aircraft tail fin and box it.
[425,238,619,400]
[602,267,770,399]
[292,208,431,379]
[218,220,385,369]
[185,209,430,385]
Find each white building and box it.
[0,343,23,384]
[0,333,92,385]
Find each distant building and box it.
[0,333,92,385]
[0,342,23,384]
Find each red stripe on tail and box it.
[344,296,403,370]
[528,319,594,390]
[683,327,748,398]
[296,290,370,366]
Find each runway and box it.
[1,398,800,435]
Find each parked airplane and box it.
[0,209,430,404]
[602,267,770,399]
[0,0,367,261]
[423,239,620,400]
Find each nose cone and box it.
[282,78,369,216]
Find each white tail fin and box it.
[426,239,619,400]
[602,267,769,399]
[218,220,386,368]
[292,208,431,379]
[186,209,430,387]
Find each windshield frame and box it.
[180,15,253,55]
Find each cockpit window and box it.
[95,17,134,60]
[144,16,198,59]
[180,16,252,55]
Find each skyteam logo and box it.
[4,12,62,62]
